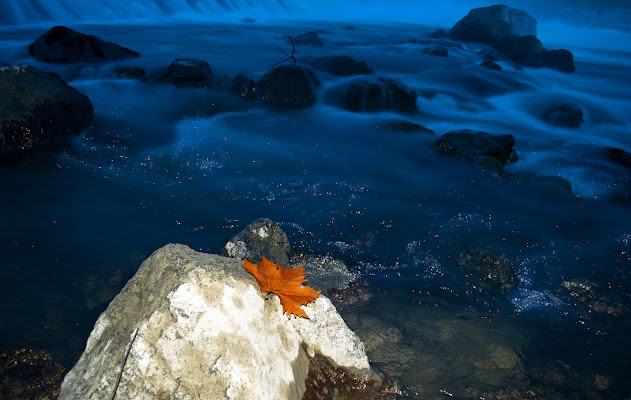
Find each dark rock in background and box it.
[227,73,257,100]
[0,65,93,159]
[114,66,146,79]
[606,147,631,169]
[343,76,417,114]
[429,28,448,38]
[480,60,503,71]
[294,31,324,46]
[434,130,516,170]
[541,104,584,128]
[382,120,434,134]
[423,46,448,57]
[307,55,374,76]
[159,58,213,87]
[256,64,320,108]
[542,49,576,73]
[29,25,139,63]
[449,4,537,42]
[448,5,575,73]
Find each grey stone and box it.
[29,26,139,63]
[297,255,355,292]
[59,244,377,400]
[222,218,294,266]
[0,65,93,159]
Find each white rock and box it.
[59,244,374,400]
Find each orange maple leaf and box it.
[243,257,322,319]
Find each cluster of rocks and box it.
[447,4,575,73]
[4,6,613,165]
[56,218,397,399]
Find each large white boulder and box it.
[59,244,377,399]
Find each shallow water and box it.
[1,17,631,398]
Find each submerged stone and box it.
[0,349,65,400]
[455,247,518,291]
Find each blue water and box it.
[1,1,631,397]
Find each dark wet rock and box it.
[256,64,320,108]
[481,60,503,71]
[343,76,417,114]
[303,349,397,400]
[159,58,213,87]
[606,147,631,169]
[226,73,257,100]
[542,49,575,73]
[493,34,544,67]
[382,120,434,134]
[295,31,324,46]
[221,218,294,266]
[429,28,448,38]
[423,46,448,57]
[0,349,66,400]
[307,55,375,76]
[528,175,574,196]
[541,104,583,128]
[456,247,518,291]
[479,49,499,61]
[434,130,516,171]
[555,279,627,317]
[449,4,537,43]
[114,66,145,79]
[0,65,93,159]
[448,5,575,73]
[29,25,139,63]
